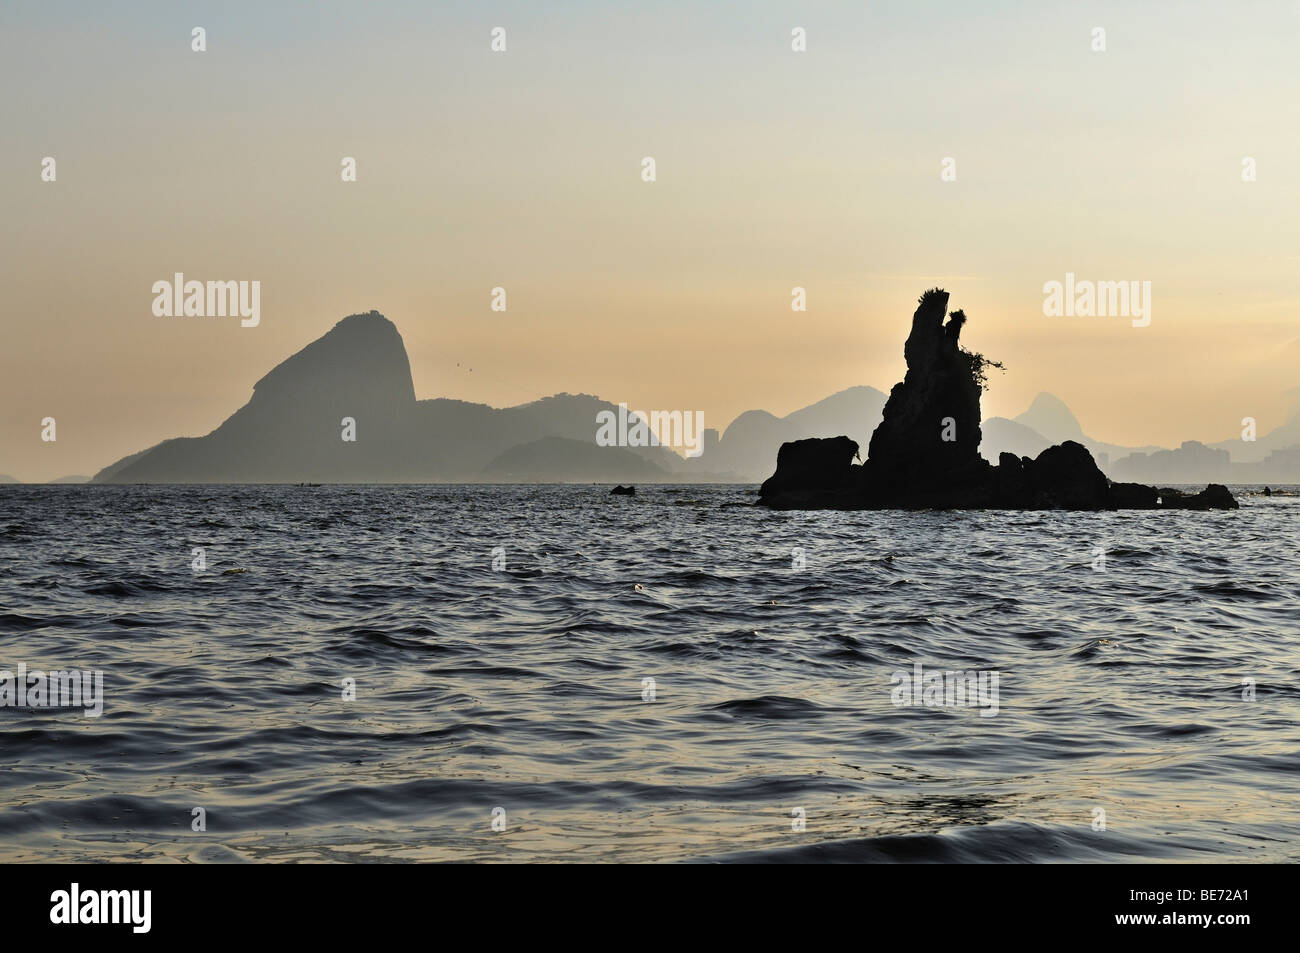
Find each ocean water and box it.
[1,484,1298,863]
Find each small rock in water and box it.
[610,485,636,496]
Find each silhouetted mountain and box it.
[92,446,153,482]
[1014,393,1084,444]
[1006,391,1164,468]
[49,475,90,484]
[980,417,1051,462]
[409,394,686,480]
[93,314,725,484]
[983,401,1164,472]
[994,396,1300,481]
[687,386,886,480]
[0,475,19,484]
[97,312,417,482]
[1208,411,1300,463]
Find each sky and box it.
[2,0,1298,481]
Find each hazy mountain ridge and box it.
[89,311,1300,485]
[685,385,887,480]
[0,474,90,485]
[985,391,1300,483]
[92,313,727,484]
[982,392,1166,470]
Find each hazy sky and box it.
[2,0,1298,481]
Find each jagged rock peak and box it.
[865,288,987,497]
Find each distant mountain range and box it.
[62,311,1300,485]
[982,393,1300,484]
[90,313,704,484]
[983,392,1165,465]
[0,473,86,484]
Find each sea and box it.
[1,484,1297,863]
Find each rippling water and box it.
[1,484,1298,863]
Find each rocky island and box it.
[758,289,1237,510]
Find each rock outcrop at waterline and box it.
[758,289,1238,510]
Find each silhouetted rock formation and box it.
[758,436,859,508]
[1108,482,1159,509]
[1155,484,1237,510]
[610,485,636,496]
[758,290,1237,510]
[865,291,987,501]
